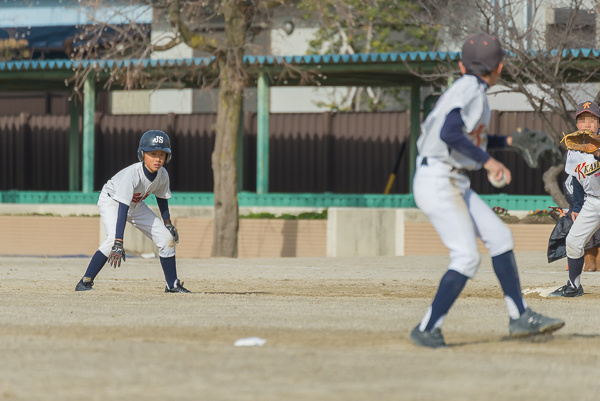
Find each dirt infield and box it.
[1,252,600,400]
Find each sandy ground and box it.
[1,252,600,400]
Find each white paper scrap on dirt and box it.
[522,287,556,298]
[234,337,267,347]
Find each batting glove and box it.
[165,224,179,243]
[108,239,126,268]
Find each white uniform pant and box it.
[413,156,514,278]
[566,195,600,259]
[97,192,176,258]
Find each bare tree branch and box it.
[168,0,219,53]
[152,36,182,52]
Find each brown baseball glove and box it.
[561,129,600,153]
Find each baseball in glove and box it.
[561,129,600,154]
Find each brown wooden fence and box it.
[0,111,568,195]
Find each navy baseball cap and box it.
[576,101,600,118]
[461,33,506,75]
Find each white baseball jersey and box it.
[417,75,491,170]
[101,162,171,209]
[565,150,600,196]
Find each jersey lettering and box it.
[575,161,600,180]
[469,124,486,147]
[132,191,151,204]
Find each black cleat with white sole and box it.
[409,325,446,348]
[75,278,94,291]
[548,281,584,298]
[165,280,193,294]
[509,308,565,337]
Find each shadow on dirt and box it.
[203,291,272,295]
[450,332,600,348]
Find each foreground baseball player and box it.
[75,130,192,293]
[549,101,600,297]
[410,33,564,348]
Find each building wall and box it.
[0,110,569,195]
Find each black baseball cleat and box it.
[165,280,193,293]
[75,277,94,291]
[409,325,446,348]
[509,308,565,337]
[548,281,584,297]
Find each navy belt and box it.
[451,167,467,174]
[421,157,467,174]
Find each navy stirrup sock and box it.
[83,250,108,279]
[491,251,527,317]
[160,256,178,289]
[568,256,585,288]
[422,270,469,332]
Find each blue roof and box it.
[0,50,459,72]
[0,48,598,72]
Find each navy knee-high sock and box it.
[568,256,585,288]
[491,250,527,318]
[83,250,108,279]
[160,256,178,289]
[421,269,469,332]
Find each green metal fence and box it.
[0,191,557,211]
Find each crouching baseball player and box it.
[409,33,564,348]
[75,130,192,293]
[549,101,600,297]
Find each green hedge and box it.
[0,191,557,211]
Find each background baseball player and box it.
[547,171,600,273]
[409,33,564,348]
[550,101,600,297]
[75,130,191,293]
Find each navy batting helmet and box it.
[137,130,172,163]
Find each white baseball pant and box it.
[97,192,176,258]
[566,195,600,259]
[413,156,514,278]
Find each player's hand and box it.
[108,239,126,268]
[165,223,179,243]
[484,157,512,185]
[572,212,579,221]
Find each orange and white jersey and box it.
[565,150,600,197]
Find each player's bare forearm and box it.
[164,218,171,225]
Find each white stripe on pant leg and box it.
[418,306,447,332]
[504,296,522,320]
[419,307,432,332]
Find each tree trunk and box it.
[211,1,246,257]
[543,164,568,208]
